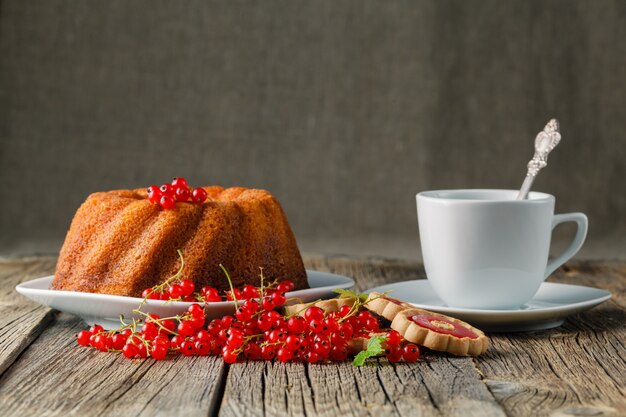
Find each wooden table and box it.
[0,255,624,417]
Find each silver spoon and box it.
[516,119,562,200]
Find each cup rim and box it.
[416,189,554,203]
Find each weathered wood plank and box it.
[0,257,57,376]
[477,262,626,417]
[220,256,505,417]
[0,256,624,417]
[0,312,227,417]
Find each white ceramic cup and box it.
[416,189,588,309]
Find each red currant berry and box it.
[277,280,295,293]
[257,313,274,332]
[363,317,379,332]
[402,344,420,362]
[137,343,148,358]
[337,323,354,339]
[222,347,238,364]
[153,335,171,349]
[177,321,194,337]
[313,341,331,359]
[261,296,275,311]
[179,280,195,297]
[76,330,92,346]
[244,321,260,336]
[242,299,260,314]
[386,347,403,363]
[329,344,349,361]
[208,320,222,336]
[202,287,222,302]
[194,341,211,356]
[170,335,184,348]
[171,177,189,189]
[271,291,286,307]
[160,319,176,334]
[187,314,204,329]
[338,305,352,317]
[267,329,286,343]
[305,351,320,364]
[242,285,260,299]
[345,316,361,331]
[191,188,207,204]
[174,186,191,202]
[287,316,306,334]
[142,288,159,299]
[304,306,324,322]
[285,335,302,351]
[89,324,104,335]
[276,347,293,363]
[330,331,347,346]
[244,342,262,360]
[160,184,175,197]
[160,195,175,210]
[168,284,183,299]
[261,345,276,360]
[150,344,168,360]
[111,333,128,350]
[226,329,245,348]
[122,343,138,359]
[187,303,204,317]
[386,330,403,347]
[357,311,374,324]
[92,334,108,351]
[308,318,323,334]
[321,318,339,335]
[220,315,234,328]
[147,185,161,204]
[235,307,253,323]
[225,288,242,301]
[141,323,158,340]
[180,340,195,356]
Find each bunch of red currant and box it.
[140,278,295,303]
[147,177,207,210]
[76,282,421,365]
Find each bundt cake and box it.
[51,186,308,297]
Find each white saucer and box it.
[16,270,354,330]
[365,280,611,332]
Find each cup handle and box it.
[545,212,588,278]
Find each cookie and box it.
[283,297,355,317]
[364,292,413,321]
[391,308,489,356]
[347,332,389,355]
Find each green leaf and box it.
[333,288,369,303]
[352,335,387,367]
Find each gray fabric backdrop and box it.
[1,1,625,259]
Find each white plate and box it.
[365,280,611,332]
[16,270,354,330]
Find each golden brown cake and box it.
[51,186,308,297]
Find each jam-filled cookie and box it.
[346,332,389,355]
[283,297,355,317]
[364,292,414,321]
[391,308,489,356]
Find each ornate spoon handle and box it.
[516,119,562,200]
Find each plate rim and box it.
[16,269,355,307]
[365,279,612,317]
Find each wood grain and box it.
[219,256,505,417]
[0,312,226,417]
[0,256,624,417]
[0,257,56,376]
[477,262,626,417]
